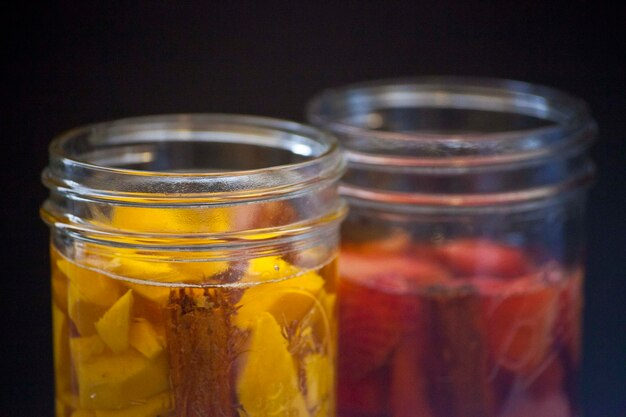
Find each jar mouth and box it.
[307,76,596,167]
[43,114,344,203]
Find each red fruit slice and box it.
[339,275,410,381]
[390,335,434,417]
[339,249,449,382]
[527,354,565,398]
[346,231,412,256]
[340,249,451,289]
[438,239,531,278]
[499,391,571,417]
[554,269,583,363]
[482,276,559,375]
[338,365,389,417]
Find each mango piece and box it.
[113,258,177,304]
[237,312,308,417]
[58,390,81,413]
[71,410,95,417]
[59,259,121,306]
[313,293,336,346]
[111,206,230,234]
[112,258,177,282]
[76,350,169,409]
[61,258,122,336]
[55,399,65,417]
[52,267,69,314]
[114,258,172,305]
[235,257,326,328]
[304,353,334,417]
[129,319,164,359]
[68,290,108,336]
[95,290,134,353]
[115,258,227,303]
[109,206,232,291]
[173,260,230,283]
[52,303,80,415]
[94,391,173,417]
[52,304,71,377]
[70,335,106,365]
[244,256,301,282]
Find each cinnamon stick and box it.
[165,287,247,417]
[423,287,495,417]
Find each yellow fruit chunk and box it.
[52,304,70,375]
[95,290,134,353]
[52,267,69,314]
[237,312,308,417]
[245,256,301,282]
[54,400,67,417]
[55,399,65,417]
[115,257,228,303]
[94,391,173,417]
[51,312,80,408]
[58,390,81,412]
[304,354,334,417]
[71,410,95,417]
[313,293,336,345]
[111,206,231,234]
[113,257,176,280]
[113,258,177,304]
[129,319,164,359]
[70,335,106,365]
[235,257,326,328]
[76,350,169,409]
[173,260,230,283]
[59,259,121,306]
[61,258,122,336]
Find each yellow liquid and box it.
[51,244,337,417]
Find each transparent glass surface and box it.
[42,114,346,417]
[308,77,595,417]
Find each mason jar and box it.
[307,78,595,417]
[41,114,346,417]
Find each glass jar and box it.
[307,78,596,417]
[41,114,346,417]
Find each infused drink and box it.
[307,77,595,417]
[41,114,346,417]
[51,242,338,417]
[337,236,581,417]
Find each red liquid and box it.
[338,239,582,417]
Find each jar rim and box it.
[43,113,345,203]
[307,76,596,166]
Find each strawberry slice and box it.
[499,391,571,417]
[338,365,389,417]
[481,275,559,375]
[554,269,583,363]
[437,239,531,278]
[338,248,450,380]
[528,354,565,397]
[338,275,410,381]
[344,231,412,256]
[340,248,451,289]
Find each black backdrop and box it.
[4,2,625,416]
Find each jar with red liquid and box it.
[307,78,596,417]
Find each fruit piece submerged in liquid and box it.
[338,237,582,417]
[51,246,337,417]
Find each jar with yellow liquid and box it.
[41,114,346,417]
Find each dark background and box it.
[3,2,625,416]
